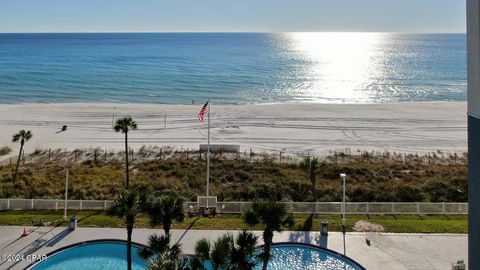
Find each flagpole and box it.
[206,100,210,207]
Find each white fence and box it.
[0,199,467,215]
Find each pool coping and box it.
[23,238,148,270]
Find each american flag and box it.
[198,101,209,122]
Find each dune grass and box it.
[0,152,468,203]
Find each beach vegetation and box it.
[0,146,12,156]
[11,129,32,183]
[0,149,468,203]
[113,116,137,189]
[299,156,319,201]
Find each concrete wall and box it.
[467,0,480,268]
[199,144,240,153]
[469,0,480,118]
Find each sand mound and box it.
[353,220,385,232]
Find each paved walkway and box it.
[0,226,467,270]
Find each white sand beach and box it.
[0,102,467,158]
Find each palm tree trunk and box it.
[262,229,274,270]
[127,224,133,270]
[125,132,129,189]
[164,221,171,236]
[311,170,317,201]
[12,141,24,183]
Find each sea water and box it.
[0,32,466,104]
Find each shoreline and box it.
[0,101,467,158]
[0,99,467,106]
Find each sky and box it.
[0,0,466,33]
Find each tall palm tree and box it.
[108,190,144,270]
[229,231,259,270]
[244,202,294,270]
[146,192,185,236]
[300,156,319,201]
[11,129,33,183]
[113,116,137,189]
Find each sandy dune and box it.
[0,102,467,158]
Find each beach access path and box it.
[0,226,467,270]
[0,102,467,157]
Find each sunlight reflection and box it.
[286,32,384,102]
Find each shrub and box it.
[0,146,12,156]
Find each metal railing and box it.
[0,199,467,215]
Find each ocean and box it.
[0,32,466,104]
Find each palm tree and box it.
[113,116,137,189]
[108,190,144,270]
[194,232,258,270]
[11,129,32,183]
[229,231,259,270]
[139,233,206,270]
[146,192,185,236]
[244,202,294,270]
[300,156,319,201]
[139,233,184,270]
[195,234,233,270]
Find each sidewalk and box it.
[0,226,468,270]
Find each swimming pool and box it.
[26,240,148,270]
[26,240,364,270]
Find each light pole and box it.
[340,173,347,256]
[63,168,69,220]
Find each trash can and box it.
[320,220,328,236]
[69,214,77,231]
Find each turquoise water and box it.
[256,244,363,270]
[28,242,363,270]
[29,242,147,270]
[0,33,466,104]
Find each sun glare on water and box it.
[286,32,385,103]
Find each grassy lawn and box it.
[0,210,467,233]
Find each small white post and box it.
[55,199,58,211]
[80,199,83,210]
[391,202,395,214]
[442,202,446,214]
[366,202,369,215]
[104,200,107,210]
[416,202,420,215]
[7,199,10,210]
[31,198,34,210]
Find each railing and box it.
[0,199,468,215]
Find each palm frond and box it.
[194,238,211,260]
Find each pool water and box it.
[28,241,363,270]
[28,242,147,270]
[258,244,363,270]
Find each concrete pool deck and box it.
[0,226,467,270]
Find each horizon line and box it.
[0,31,467,34]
